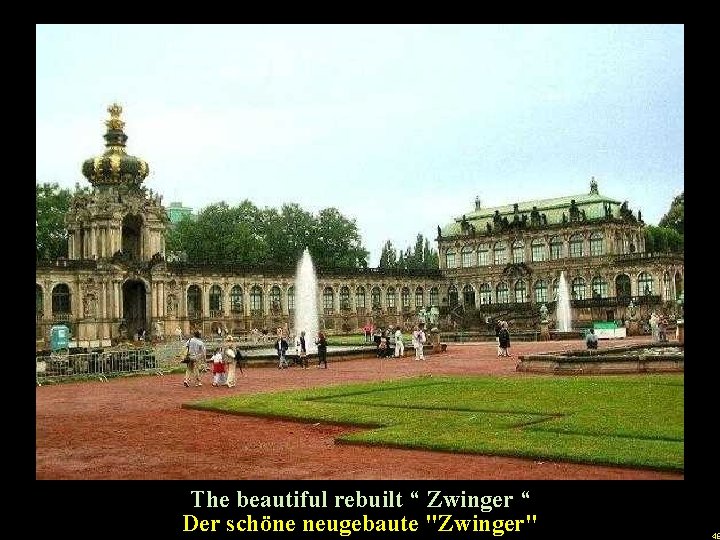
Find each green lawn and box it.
[189,374,684,471]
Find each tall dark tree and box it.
[658,191,683,235]
[378,240,397,269]
[378,234,439,270]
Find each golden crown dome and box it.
[81,103,150,186]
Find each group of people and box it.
[274,329,328,369]
[494,320,512,357]
[372,326,405,358]
[182,330,244,388]
[649,312,670,343]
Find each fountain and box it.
[293,247,319,354]
[555,270,572,332]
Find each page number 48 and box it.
[712,533,720,539]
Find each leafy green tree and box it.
[658,191,683,235]
[644,225,684,254]
[168,201,368,269]
[310,208,368,269]
[36,182,89,260]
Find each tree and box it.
[377,234,439,270]
[658,191,683,235]
[378,240,397,269]
[644,225,684,254]
[168,201,368,269]
[36,182,89,260]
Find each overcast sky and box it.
[36,24,684,266]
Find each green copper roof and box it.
[440,180,635,237]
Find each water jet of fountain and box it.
[294,248,319,353]
[556,270,572,332]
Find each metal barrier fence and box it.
[36,340,188,385]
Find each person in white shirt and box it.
[412,323,426,360]
[394,327,405,357]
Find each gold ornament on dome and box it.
[105,102,125,130]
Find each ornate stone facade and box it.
[35,107,684,345]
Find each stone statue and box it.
[539,303,549,323]
[418,307,427,324]
[429,306,440,326]
[628,300,637,320]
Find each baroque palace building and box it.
[35,105,684,345]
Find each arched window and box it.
[448,285,459,308]
[355,287,366,309]
[371,287,382,309]
[569,234,584,258]
[496,282,509,304]
[323,287,334,311]
[51,283,71,316]
[415,287,424,308]
[462,284,475,306]
[269,286,282,313]
[230,285,243,313]
[531,239,545,262]
[534,280,548,303]
[461,247,474,267]
[445,249,456,268]
[249,286,263,312]
[287,286,295,311]
[209,285,223,315]
[429,287,439,307]
[514,280,527,303]
[591,276,608,298]
[512,240,525,263]
[493,241,507,266]
[187,285,202,316]
[386,287,396,308]
[36,284,44,317]
[477,243,490,266]
[572,277,587,300]
[589,232,604,256]
[401,287,410,310]
[550,236,564,259]
[663,272,671,301]
[674,272,683,299]
[615,274,631,299]
[479,283,492,304]
[638,272,654,295]
[340,286,350,310]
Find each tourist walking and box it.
[211,347,225,386]
[412,323,426,361]
[183,330,206,387]
[224,342,237,387]
[394,326,405,357]
[364,324,372,343]
[275,333,289,369]
[386,326,395,358]
[585,328,598,350]
[298,330,308,369]
[495,320,503,357]
[316,331,328,368]
[498,321,512,357]
[373,327,382,356]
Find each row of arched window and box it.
[36,270,680,318]
[445,232,619,268]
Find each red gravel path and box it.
[35,337,683,480]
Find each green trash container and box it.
[50,325,70,351]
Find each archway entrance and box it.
[122,279,148,340]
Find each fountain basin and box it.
[516,343,684,374]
